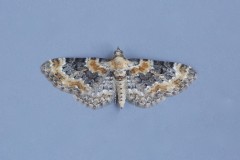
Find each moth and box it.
[41,48,196,109]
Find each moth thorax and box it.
[112,57,128,69]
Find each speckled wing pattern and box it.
[41,48,196,109]
[126,59,196,107]
[41,58,115,109]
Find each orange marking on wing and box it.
[150,84,168,93]
[149,67,188,94]
[54,72,65,81]
[130,61,150,74]
[88,59,107,74]
[173,79,182,86]
[51,59,60,68]
[67,81,86,91]
[50,59,87,92]
[173,78,186,89]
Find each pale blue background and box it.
[1,0,240,160]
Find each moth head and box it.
[114,47,125,58]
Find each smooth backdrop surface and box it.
[1,0,240,160]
